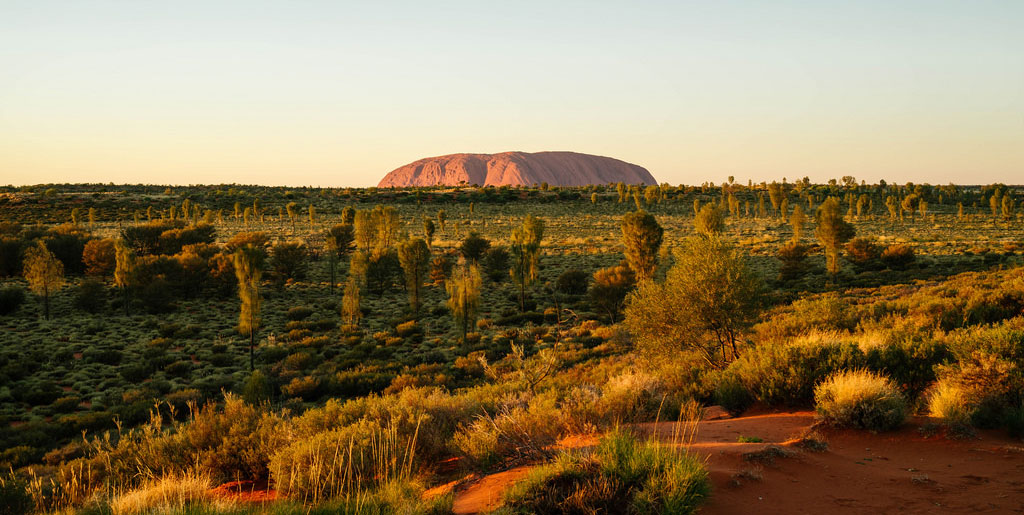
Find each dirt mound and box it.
[447,410,1024,514]
[377,151,657,188]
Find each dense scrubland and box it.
[0,180,1022,514]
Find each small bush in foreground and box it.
[500,429,708,514]
[814,370,907,431]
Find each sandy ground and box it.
[446,409,1024,514]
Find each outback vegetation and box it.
[0,179,1022,514]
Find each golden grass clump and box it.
[814,370,907,431]
[109,473,226,514]
[927,380,972,425]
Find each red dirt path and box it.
[447,409,1024,514]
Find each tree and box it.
[901,194,918,220]
[694,204,724,237]
[83,238,117,276]
[269,241,308,284]
[624,236,762,366]
[437,209,447,233]
[286,202,298,232]
[113,240,137,315]
[482,246,509,282]
[341,206,356,226]
[856,194,870,218]
[353,209,377,253]
[620,210,663,282]
[446,259,482,345]
[234,245,264,371]
[767,181,784,217]
[324,224,355,293]
[815,197,856,276]
[510,215,545,311]
[23,241,64,320]
[460,232,491,262]
[789,205,806,243]
[341,277,361,326]
[373,205,401,255]
[423,218,436,249]
[885,196,899,221]
[398,238,430,314]
[1002,195,1016,221]
[588,264,636,323]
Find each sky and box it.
[1,0,1022,187]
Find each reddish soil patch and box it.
[209,480,279,504]
[451,466,533,514]
[449,409,1024,514]
[699,416,1024,514]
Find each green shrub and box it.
[931,353,1022,431]
[502,430,708,514]
[74,278,107,314]
[726,334,864,405]
[453,391,562,468]
[814,370,907,431]
[0,473,32,515]
[0,287,26,315]
[286,305,314,321]
[555,269,590,296]
[715,378,752,416]
[282,375,321,400]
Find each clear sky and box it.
[1,1,1022,187]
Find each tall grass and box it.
[268,417,421,504]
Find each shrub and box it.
[776,242,810,281]
[597,371,666,424]
[814,370,907,431]
[0,287,25,315]
[74,278,107,313]
[282,375,321,400]
[555,269,589,296]
[726,334,864,405]
[715,377,753,416]
[286,306,314,321]
[453,392,562,468]
[502,430,708,514]
[0,473,32,515]
[881,244,916,270]
[270,241,309,283]
[931,353,1021,430]
[844,237,882,270]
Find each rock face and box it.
[377,151,657,188]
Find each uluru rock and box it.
[377,151,657,188]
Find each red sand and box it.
[209,480,280,504]
[447,410,1024,514]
